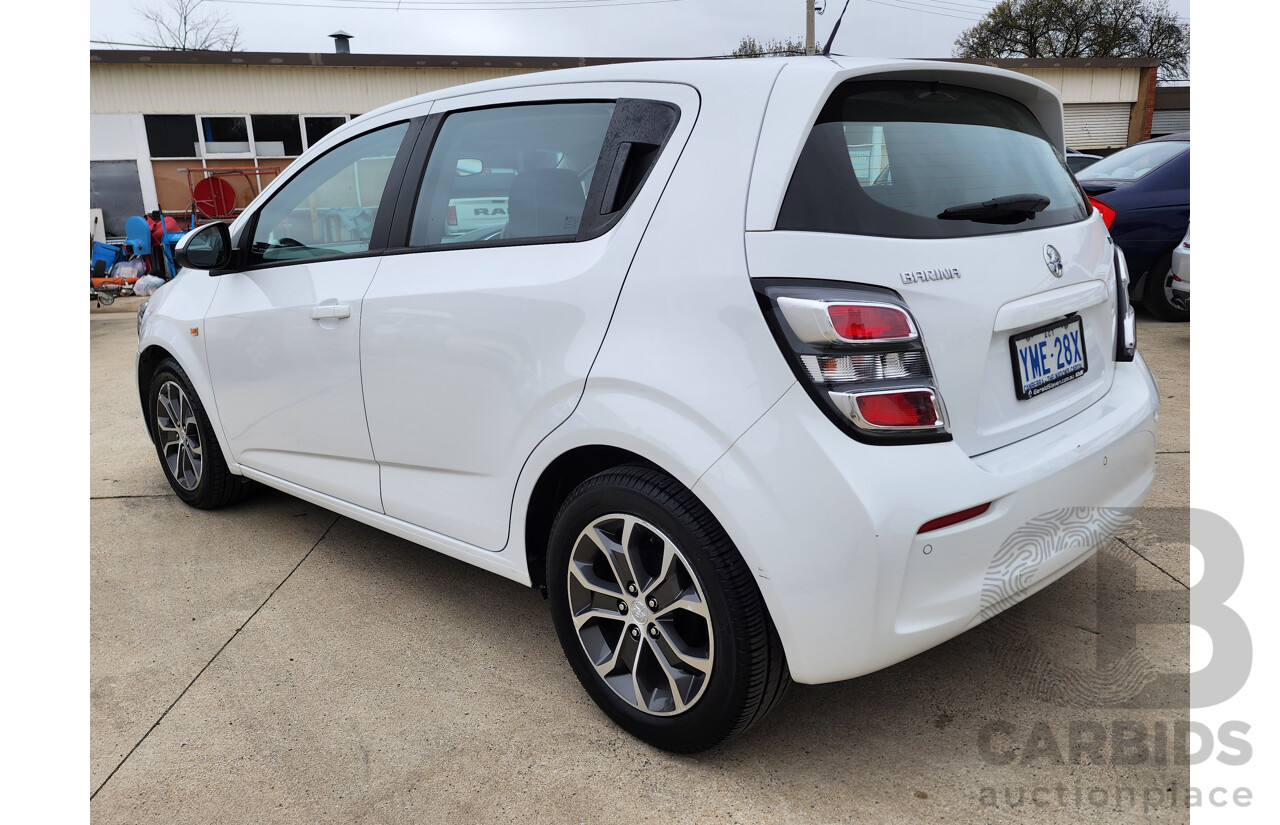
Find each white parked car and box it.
[139,57,1158,751]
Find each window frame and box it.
[196,115,254,159]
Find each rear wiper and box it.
[937,193,1051,224]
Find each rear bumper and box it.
[693,354,1159,684]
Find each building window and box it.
[199,116,250,155]
[144,114,200,159]
[304,116,348,148]
[250,115,303,156]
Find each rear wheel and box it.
[1141,250,1189,322]
[546,465,790,752]
[147,359,254,509]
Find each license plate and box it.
[1010,315,1087,400]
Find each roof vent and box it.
[330,31,352,54]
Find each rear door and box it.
[746,66,1119,456]
[361,83,699,550]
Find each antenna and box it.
[821,0,852,57]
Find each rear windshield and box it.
[777,80,1089,239]
[1076,139,1188,182]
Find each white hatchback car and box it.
[138,57,1158,751]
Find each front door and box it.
[204,119,416,512]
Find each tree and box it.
[138,0,242,51]
[731,36,805,58]
[954,0,1189,81]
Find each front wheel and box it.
[1140,250,1189,322]
[546,465,790,752]
[146,359,254,509]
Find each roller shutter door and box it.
[1063,103,1131,150]
[1152,110,1190,136]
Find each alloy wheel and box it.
[155,380,203,491]
[566,513,714,716]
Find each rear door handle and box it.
[310,304,352,320]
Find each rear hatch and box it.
[746,64,1119,456]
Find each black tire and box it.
[1140,250,1189,322]
[547,464,790,752]
[146,358,254,509]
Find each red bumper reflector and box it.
[918,502,992,534]
[827,304,913,341]
[855,390,939,428]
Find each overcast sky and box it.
[89,0,1190,61]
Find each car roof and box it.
[354,55,1064,131]
[1145,132,1190,143]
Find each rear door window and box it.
[408,102,616,248]
[777,80,1089,239]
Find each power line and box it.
[208,0,684,10]
[883,0,996,11]
[91,39,182,49]
[862,0,984,22]
[324,0,673,4]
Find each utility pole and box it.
[806,0,816,55]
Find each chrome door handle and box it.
[310,304,352,320]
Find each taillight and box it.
[755,280,950,444]
[447,205,458,227]
[1113,247,1136,362]
[1089,196,1116,230]
[826,304,915,341]
[848,389,942,430]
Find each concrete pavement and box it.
[91,303,1190,824]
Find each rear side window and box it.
[409,102,616,247]
[777,81,1089,239]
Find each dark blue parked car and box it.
[1077,133,1190,321]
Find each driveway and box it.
[91,300,1190,824]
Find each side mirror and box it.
[174,222,235,274]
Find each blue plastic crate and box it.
[91,242,123,274]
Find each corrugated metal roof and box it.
[90,49,653,70]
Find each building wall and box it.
[90,113,159,218]
[89,63,540,115]
[1017,67,1142,103]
